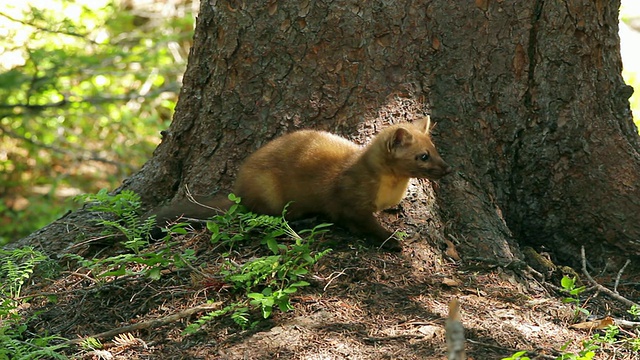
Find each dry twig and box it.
[65,302,222,345]
[613,259,631,294]
[580,247,639,309]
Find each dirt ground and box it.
[22,222,640,360]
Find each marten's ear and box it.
[388,127,413,151]
[414,116,431,134]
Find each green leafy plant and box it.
[0,331,69,360]
[183,196,331,334]
[591,325,619,346]
[0,246,48,304]
[556,339,597,360]
[501,350,530,360]
[0,247,69,359]
[591,321,640,353]
[206,194,256,249]
[79,337,103,351]
[183,302,252,334]
[560,275,589,318]
[77,189,157,253]
[69,189,195,280]
[218,199,331,320]
[505,278,640,360]
[504,344,598,360]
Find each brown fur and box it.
[153,118,451,251]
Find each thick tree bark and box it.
[10,1,640,268]
[428,1,640,264]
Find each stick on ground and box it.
[65,302,222,345]
[580,247,639,309]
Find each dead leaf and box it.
[417,324,443,338]
[569,316,615,330]
[442,277,462,287]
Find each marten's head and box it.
[382,117,452,180]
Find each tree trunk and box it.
[428,0,640,265]
[10,1,640,268]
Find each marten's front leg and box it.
[338,212,402,252]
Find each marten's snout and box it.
[426,161,452,180]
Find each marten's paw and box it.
[378,238,402,252]
[148,226,167,241]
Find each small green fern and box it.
[0,334,68,360]
[182,302,251,334]
[77,189,157,253]
[0,247,48,303]
[70,189,194,280]
[0,247,69,359]
[184,195,331,334]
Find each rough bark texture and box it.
[426,1,640,264]
[10,1,640,267]
[511,0,640,262]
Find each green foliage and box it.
[206,194,259,248]
[590,322,640,353]
[0,247,48,303]
[69,189,195,280]
[71,189,330,336]
[591,325,619,345]
[182,302,252,334]
[0,247,69,359]
[0,332,69,360]
[501,350,530,360]
[629,336,640,352]
[504,339,598,360]
[560,275,589,318]
[556,318,640,358]
[183,196,331,334]
[506,287,640,359]
[557,339,597,360]
[79,337,103,351]
[77,189,156,253]
[628,304,640,319]
[0,0,194,244]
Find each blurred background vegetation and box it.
[0,0,196,244]
[621,0,640,128]
[0,1,639,245]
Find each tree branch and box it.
[0,11,99,44]
[0,84,181,110]
[0,124,134,170]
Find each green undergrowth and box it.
[0,188,332,359]
[502,276,640,360]
[0,246,68,359]
[185,193,332,332]
[3,189,639,358]
[70,190,332,333]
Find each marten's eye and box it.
[417,153,430,162]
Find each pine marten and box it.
[153,117,451,251]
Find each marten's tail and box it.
[148,194,233,239]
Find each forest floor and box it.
[20,221,640,360]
